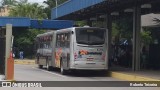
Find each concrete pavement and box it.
[1,64,159,90]
[14,59,160,81]
[14,64,119,81]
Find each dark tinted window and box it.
[76,29,105,45]
[56,33,70,48]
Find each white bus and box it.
[35,27,108,74]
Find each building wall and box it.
[141,13,160,27]
[0,5,10,16]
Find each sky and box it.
[27,0,47,6]
[27,0,46,3]
[0,0,47,4]
[0,0,47,6]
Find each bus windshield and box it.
[76,29,105,45]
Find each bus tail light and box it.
[74,52,78,60]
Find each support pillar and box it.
[106,13,112,68]
[132,5,141,71]
[5,24,14,80]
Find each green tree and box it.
[1,0,17,6]
[9,2,47,58]
[75,21,87,27]
[112,17,133,45]
[141,30,152,45]
[9,3,47,19]
[13,29,45,58]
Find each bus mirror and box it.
[71,31,74,34]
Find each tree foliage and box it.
[9,3,47,19]
[1,0,17,6]
[111,17,133,45]
[13,29,45,58]
[113,17,133,39]
[13,29,44,48]
[75,21,87,27]
[141,29,152,45]
[8,2,47,58]
[112,16,152,46]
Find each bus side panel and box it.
[54,28,74,69]
[39,55,47,66]
[39,48,52,66]
[37,48,43,66]
[69,28,75,69]
[51,33,56,67]
[62,30,72,70]
[105,29,108,70]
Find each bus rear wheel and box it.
[38,65,43,69]
[46,61,52,71]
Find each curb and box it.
[0,78,16,81]
[14,60,35,65]
[109,71,160,81]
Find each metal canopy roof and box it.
[51,0,105,20]
[0,17,73,29]
[30,19,73,29]
[0,17,30,27]
[51,0,160,20]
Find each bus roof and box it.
[36,31,55,38]
[56,27,106,31]
[36,27,107,37]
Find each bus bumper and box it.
[70,61,108,70]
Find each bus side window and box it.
[65,33,70,48]
[56,34,60,48]
[61,34,65,47]
[49,36,52,48]
[56,33,70,48]
[40,42,43,48]
[48,41,51,48]
[43,43,46,48]
[41,43,43,48]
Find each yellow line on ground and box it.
[109,71,160,81]
[14,60,35,65]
